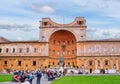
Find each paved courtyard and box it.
[0,77,50,84]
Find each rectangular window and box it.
[105,60,108,65]
[88,47,92,52]
[53,50,55,54]
[19,48,22,53]
[33,61,36,66]
[68,51,70,55]
[104,48,107,52]
[0,48,2,53]
[72,50,74,54]
[13,48,15,53]
[4,61,7,65]
[18,61,21,66]
[58,41,60,46]
[6,48,9,53]
[34,48,36,53]
[111,47,115,52]
[57,51,60,55]
[98,61,100,66]
[27,48,29,53]
[96,47,100,52]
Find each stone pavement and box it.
[0,77,50,84]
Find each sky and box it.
[0,0,120,41]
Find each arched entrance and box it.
[49,30,77,67]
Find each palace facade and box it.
[0,17,120,73]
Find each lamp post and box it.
[59,43,66,68]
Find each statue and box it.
[59,43,66,67]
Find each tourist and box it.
[28,73,34,84]
[36,70,42,84]
[21,78,30,84]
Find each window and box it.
[6,48,9,53]
[72,62,74,65]
[34,48,36,53]
[68,62,70,65]
[96,47,100,52]
[98,61,100,66]
[13,48,15,53]
[33,61,36,66]
[104,48,107,52]
[68,51,70,55]
[58,41,60,46]
[43,22,48,26]
[105,60,108,65]
[57,51,60,55]
[18,61,21,66]
[0,48,2,52]
[111,47,115,52]
[42,36,44,39]
[53,40,55,44]
[4,61,7,65]
[27,48,29,53]
[63,51,65,55]
[53,50,55,54]
[80,36,83,40]
[53,62,55,65]
[89,61,92,66]
[19,48,22,53]
[68,41,70,45]
[77,21,83,25]
[88,47,92,52]
[113,64,116,69]
[72,50,74,54]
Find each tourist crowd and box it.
[12,69,65,84]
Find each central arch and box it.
[48,30,77,67]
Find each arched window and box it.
[105,60,108,65]
[53,62,55,65]
[53,40,55,45]
[89,60,92,66]
[68,62,70,65]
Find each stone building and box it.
[0,17,120,73]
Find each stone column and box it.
[101,60,103,69]
[116,60,119,70]
[111,59,113,69]
[95,60,97,70]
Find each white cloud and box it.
[71,0,120,19]
[31,5,55,14]
[87,27,120,40]
[17,36,23,41]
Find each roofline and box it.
[0,41,48,44]
[78,40,120,43]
